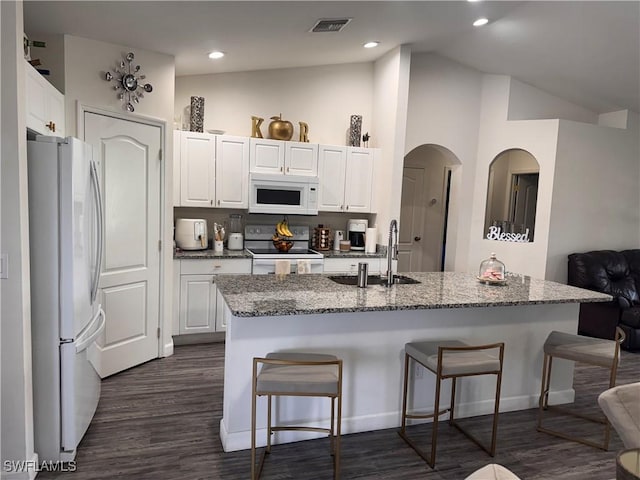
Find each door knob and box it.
[414,236,421,241]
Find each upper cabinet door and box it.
[180,131,216,207]
[216,135,249,208]
[25,61,65,137]
[285,141,319,176]
[318,145,347,212]
[344,147,375,213]
[249,138,284,174]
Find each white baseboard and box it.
[219,389,575,452]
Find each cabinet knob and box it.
[414,236,421,242]
[46,121,56,132]
[346,205,349,210]
[218,200,220,206]
[286,167,289,172]
[280,166,283,172]
[210,200,213,205]
[213,265,221,269]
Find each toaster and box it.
[175,218,208,250]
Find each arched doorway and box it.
[398,144,460,272]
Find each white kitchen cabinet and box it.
[216,135,250,208]
[179,275,217,334]
[318,145,347,211]
[176,258,251,335]
[323,257,382,274]
[179,131,216,207]
[318,146,377,213]
[285,141,319,176]
[250,138,318,176]
[25,61,65,137]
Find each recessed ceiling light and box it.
[363,41,379,49]
[208,51,225,59]
[473,18,489,27]
[467,0,481,3]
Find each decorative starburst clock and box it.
[104,52,153,112]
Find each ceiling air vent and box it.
[309,18,352,33]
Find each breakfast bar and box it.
[215,272,611,452]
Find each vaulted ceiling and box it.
[23,1,640,114]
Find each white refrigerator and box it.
[28,136,105,462]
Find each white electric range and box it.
[245,224,324,274]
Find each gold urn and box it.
[268,114,294,141]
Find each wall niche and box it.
[484,148,539,242]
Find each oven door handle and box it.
[252,259,324,265]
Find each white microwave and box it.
[249,173,319,215]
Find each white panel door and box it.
[84,112,161,378]
[397,167,426,272]
[216,135,249,208]
[317,145,347,212]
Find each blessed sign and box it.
[486,226,531,243]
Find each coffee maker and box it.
[347,219,368,251]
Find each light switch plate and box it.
[0,254,8,279]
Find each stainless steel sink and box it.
[328,274,420,286]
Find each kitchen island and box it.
[215,272,611,452]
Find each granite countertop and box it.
[215,272,612,317]
[174,248,252,259]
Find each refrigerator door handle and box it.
[75,308,105,354]
[89,160,104,304]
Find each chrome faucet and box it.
[385,219,398,287]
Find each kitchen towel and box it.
[275,260,291,275]
[365,227,377,253]
[297,259,311,274]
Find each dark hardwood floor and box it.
[38,342,638,480]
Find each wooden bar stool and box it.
[537,327,625,450]
[251,352,343,480]
[399,340,505,468]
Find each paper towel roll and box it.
[365,227,377,253]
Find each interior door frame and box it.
[76,102,172,359]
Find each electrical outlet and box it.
[415,364,423,379]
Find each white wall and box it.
[63,35,176,357]
[469,75,560,278]
[175,63,373,146]
[404,53,483,271]
[1,1,38,478]
[63,35,175,138]
[371,45,411,242]
[507,78,598,124]
[545,118,640,282]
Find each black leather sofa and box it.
[568,249,640,351]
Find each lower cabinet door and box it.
[179,275,217,334]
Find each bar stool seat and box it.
[543,331,620,367]
[251,352,343,480]
[537,328,625,450]
[399,339,505,468]
[406,340,502,376]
